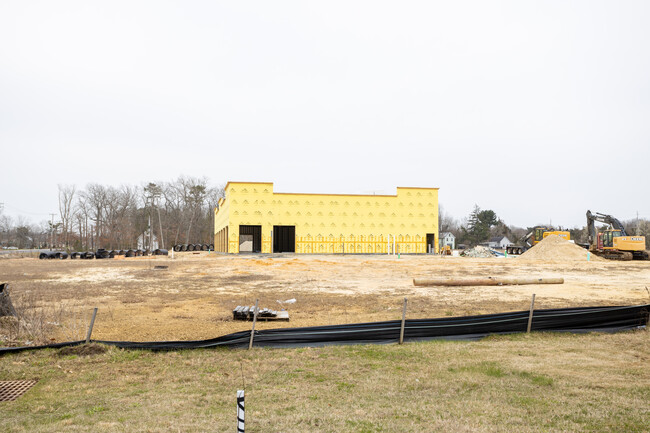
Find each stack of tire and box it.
[172,244,213,252]
[39,247,169,260]
[38,251,69,260]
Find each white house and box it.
[487,235,511,249]
[137,231,159,250]
[439,232,456,250]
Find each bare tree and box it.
[58,184,76,249]
[80,184,108,249]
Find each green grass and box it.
[0,330,648,432]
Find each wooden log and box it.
[0,283,17,317]
[413,277,564,287]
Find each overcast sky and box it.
[1,1,648,228]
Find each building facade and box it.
[214,182,439,254]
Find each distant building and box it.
[439,232,456,250]
[137,231,159,250]
[486,235,511,249]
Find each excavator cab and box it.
[599,230,623,249]
[534,227,547,243]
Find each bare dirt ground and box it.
[1,252,649,343]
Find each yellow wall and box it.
[214,182,439,254]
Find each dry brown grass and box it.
[0,330,648,432]
[1,254,648,344]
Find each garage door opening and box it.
[426,233,436,254]
[273,226,295,253]
[239,225,262,253]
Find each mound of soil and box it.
[519,235,603,262]
[58,343,107,357]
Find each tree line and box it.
[439,204,650,249]
[0,177,224,251]
[3,191,649,250]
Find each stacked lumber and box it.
[232,306,289,321]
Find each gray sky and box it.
[1,1,649,228]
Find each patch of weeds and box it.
[516,370,554,386]
[445,311,454,316]
[461,381,480,393]
[304,371,328,383]
[349,346,392,361]
[56,413,73,421]
[511,395,545,408]
[449,361,506,378]
[275,405,298,415]
[109,349,143,363]
[86,405,107,415]
[345,419,383,432]
[336,381,355,391]
[450,362,554,386]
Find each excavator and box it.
[586,210,649,261]
[506,226,570,255]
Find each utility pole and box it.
[148,201,153,252]
[49,213,56,249]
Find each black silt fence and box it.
[1,305,647,355]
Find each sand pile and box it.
[519,234,603,262]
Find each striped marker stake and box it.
[237,390,245,432]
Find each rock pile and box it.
[461,245,496,258]
[519,234,603,262]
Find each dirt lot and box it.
[1,252,649,343]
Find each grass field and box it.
[1,253,649,431]
[1,330,649,432]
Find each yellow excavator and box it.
[586,210,649,261]
[506,226,570,255]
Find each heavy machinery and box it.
[506,226,570,255]
[586,210,648,261]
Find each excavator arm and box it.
[586,210,628,245]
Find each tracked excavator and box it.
[586,210,649,261]
[506,226,570,255]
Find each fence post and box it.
[237,390,245,432]
[248,299,259,350]
[86,307,98,343]
[399,298,408,344]
[527,294,536,333]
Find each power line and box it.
[2,203,52,217]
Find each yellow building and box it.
[214,182,439,254]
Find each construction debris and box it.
[233,306,290,321]
[460,246,496,258]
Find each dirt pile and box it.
[519,235,603,262]
[461,246,496,258]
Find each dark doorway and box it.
[426,233,436,254]
[273,226,295,253]
[239,225,262,253]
